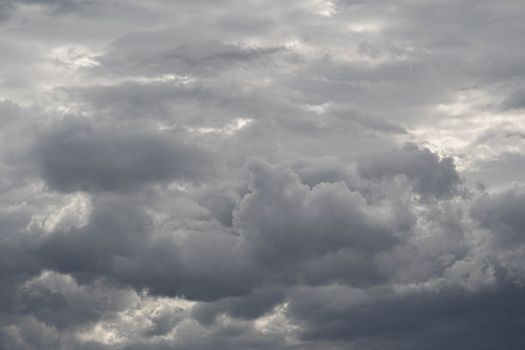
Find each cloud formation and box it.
[1,1,525,349]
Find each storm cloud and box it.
[1,0,525,349]
[35,121,215,192]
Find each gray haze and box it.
[1,1,525,349]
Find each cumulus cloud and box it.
[34,120,215,192]
[358,142,462,198]
[1,1,525,349]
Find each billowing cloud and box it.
[1,1,525,349]
[358,142,462,198]
[35,120,215,192]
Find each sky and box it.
[1,0,525,349]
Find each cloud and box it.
[471,189,525,246]
[234,159,397,286]
[2,0,525,349]
[96,31,285,77]
[358,143,462,199]
[1,0,97,18]
[34,120,215,192]
[501,87,525,110]
[286,283,525,350]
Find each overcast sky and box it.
[1,1,525,349]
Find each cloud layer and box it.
[1,1,525,349]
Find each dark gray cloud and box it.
[2,1,525,349]
[191,286,287,325]
[32,197,255,301]
[96,31,285,77]
[34,120,215,192]
[234,159,397,287]
[358,143,462,199]
[286,283,525,350]
[471,189,525,248]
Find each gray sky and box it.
[1,1,525,349]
